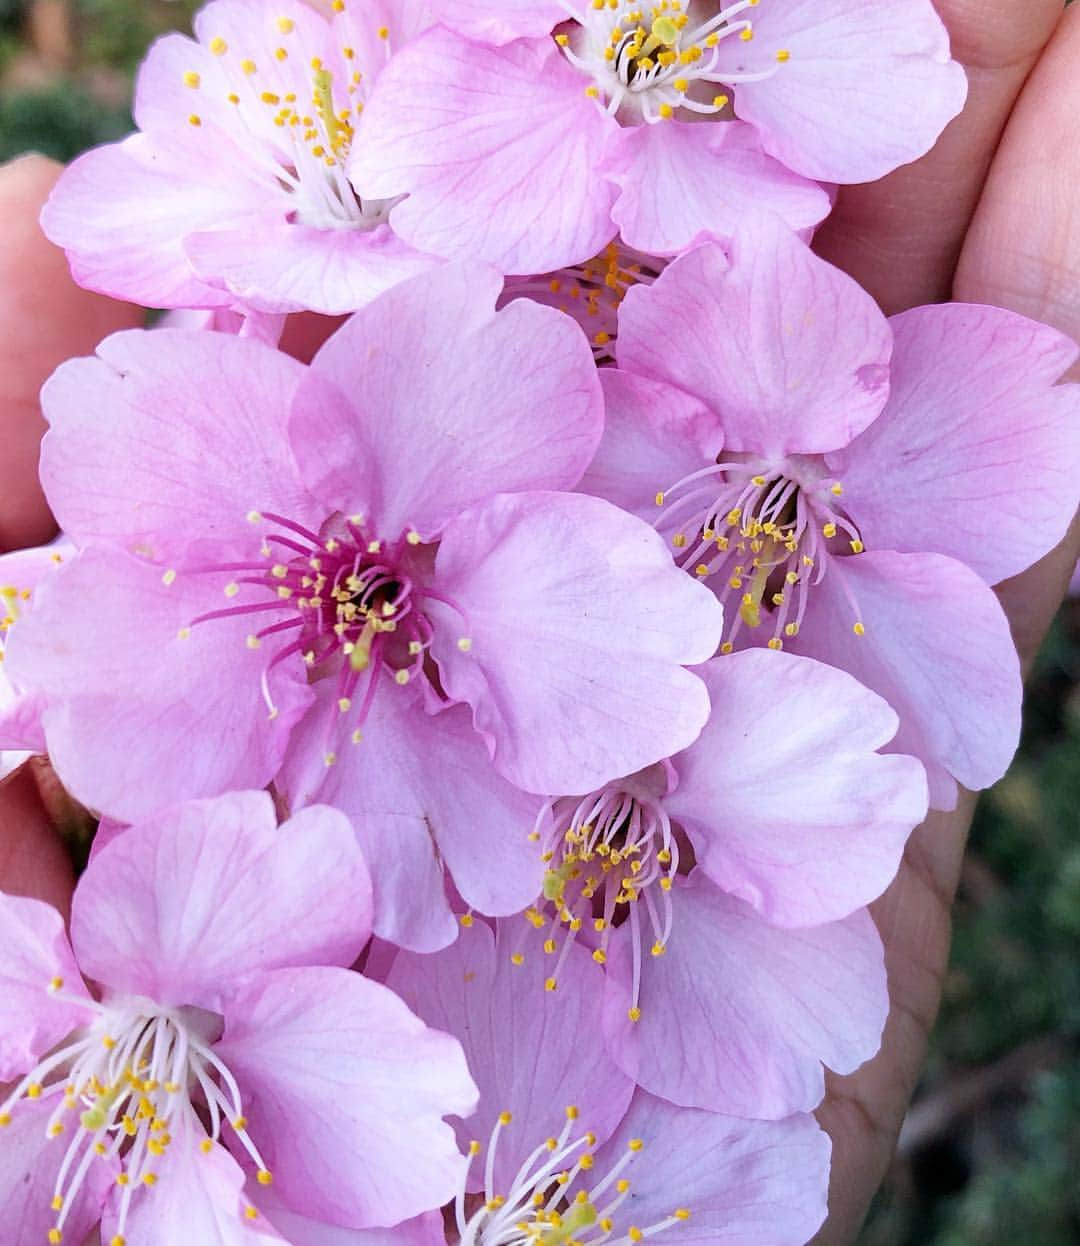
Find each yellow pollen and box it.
[499,1111,513,1126]
[277,16,294,32]
[209,36,228,55]
[628,1006,642,1022]
[183,71,201,88]
[853,622,866,636]
[49,1231,62,1244]
[776,48,791,62]
[511,952,525,966]
[257,1169,273,1185]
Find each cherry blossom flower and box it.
[581,225,1080,808]
[0,791,477,1245]
[350,0,965,269]
[517,650,912,1114]
[41,0,442,315]
[6,265,722,948]
[385,918,833,1246]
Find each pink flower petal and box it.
[795,549,1022,802]
[606,120,829,255]
[40,329,320,561]
[351,30,618,272]
[580,369,724,524]
[282,681,542,952]
[0,1095,113,1246]
[110,1114,286,1246]
[295,263,603,538]
[185,223,443,316]
[603,877,887,1118]
[415,0,567,44]
[836,303,1080,585]
[70,792,372,1011]
[0,894,93,1080]
[723,0,967,183]
[668,651,927,926]
[431,491,723,794]
[40,132,274,308]
[5,549,312,822]
[616,232,892,456]
[386,920,635,1192]
[216,966,477,1228]
[593,1092,830,1246]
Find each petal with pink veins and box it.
[0,1094,113,1246]
[794,549,1022,805]
[108,1113,287,1246]
[0,893,94,1080]
[616,231,892,456]
[606,120,830,255]
[667,651,927,927]
[835,304,1080,585]
[216,966,477,1229]
[185,223,443,316]
[281,680,542,953]
[602,876,887,1118]
[721,0,967,183]
[4,549,312,822]
[40,329,319,561]
[430,491,723,794]
[40,131,277,309]
[350,30,618,273]
[387,920,635,1192]
[592,1092,830,1246]
[70,791,372,1010]
[580,370,723,525]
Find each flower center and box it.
[179,511,470,764]
[185,19,395,230]
[503,241,665,362]
[520,778,677,1020]
[0,986,269,1246]
[655,457,867,650]
[457,1107,689,1246]
[558,0,785,124]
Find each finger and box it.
[0,154,144,553]
[955,2,1080,374]
[813,0,1064,314]
[0,765,74,917]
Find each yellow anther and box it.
[658,103,674,119]
[49,1231,62,1244]
[713,94,729,108]
[209,36,228,55]
[850,539,865,554]
[457,636,473,652]
[233,1116,248,1131]
[592,948,607,965]
[394,669,410,686]
[776,48,791,62]
[674,1209,691,1221]
[651,941,666,957]
[822,522,837,538]
[201,1138,214,1153]
[246,635,261,649]
[511,952,525,966]
[241,58,256,74]
[48,975,64,991]
[183,71,201,88]
[257,1169,273,1185]
[720,641,733,655]
[143,1173,157,1186]
[27,1083,42,1099]
[499,1111,513,1126]
[189,114,202,127]
[628,1138,644,1152]
[767,637,783,650]
[224,582,239,598]
[460,913,474,928]
[566,1105,580,1120]
[277,16,294,32]
[853,622,866,636]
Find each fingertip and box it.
[0,152,145,552]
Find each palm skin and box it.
[2,5,1079,1241]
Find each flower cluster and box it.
[2,1,1078,1244]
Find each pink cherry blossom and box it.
[350,0,965,270]
[41,0,442,315]
[582,224,1080,808]
[0,791,477,1244]
[384,919,832,1246]
[516,651,913,1114]
[6,265,722,948]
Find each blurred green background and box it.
[1,2,1077,1242]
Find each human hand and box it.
[810,1,1080,1239]
[1,1,1078,1233]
